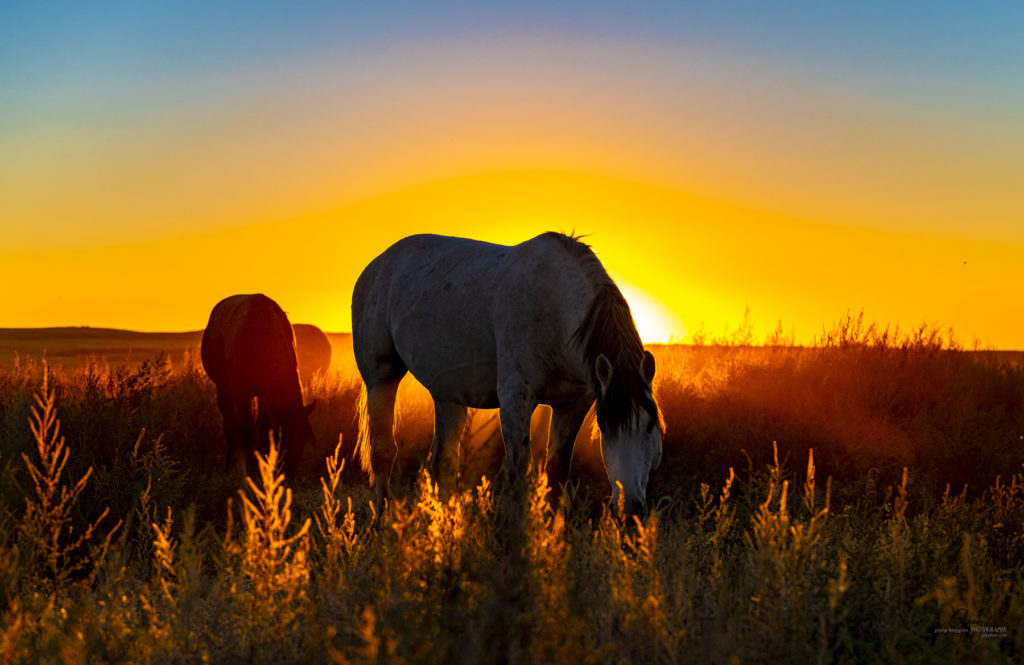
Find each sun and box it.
[613,279,688,344]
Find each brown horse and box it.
[292,323,332,384]
[201,294,316,477]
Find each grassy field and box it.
[0,316,1022,663]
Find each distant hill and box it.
[0,327,203,369]
[0,326,204,339]
[0,327,353,370]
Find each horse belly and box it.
[399,341,500,408]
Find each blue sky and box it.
[5,2,1022,97]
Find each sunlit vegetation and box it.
[1,315,1022,663]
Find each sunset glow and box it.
[613,279,688,344]
[2,3,1023,348]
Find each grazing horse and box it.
[352,232,663,520]
[292,323,333,383]
[201,294,316,477]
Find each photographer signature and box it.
[933,609,1007,644]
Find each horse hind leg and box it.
[429,398,468,497]
[234,394,261,476]
[216,387,246,473]
[360,377,403,522]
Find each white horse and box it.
[352,232,663,520]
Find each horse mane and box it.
[548,232,660,434]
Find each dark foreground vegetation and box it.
[1,315,1022,663]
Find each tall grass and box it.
[0,320,1021,663]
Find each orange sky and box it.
[2,6,1022,347]
[3,170,1021,347]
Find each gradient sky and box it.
[2,2,1022,346]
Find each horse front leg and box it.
[545,399,591,507]
[497,376,537,498]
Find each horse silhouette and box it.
[291,323,332,384]
[201,294,316,477]
[353,232,662,520]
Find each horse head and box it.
[595,349,663,521]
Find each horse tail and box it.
[354,383,374,481]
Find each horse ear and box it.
[595,354,613,394]
[304,399,317,416]
[641,350,656,383]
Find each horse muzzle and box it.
[611,495,648,523]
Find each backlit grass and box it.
[0,317,1022,663]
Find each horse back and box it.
[292,323,332,379]
[201,294,302,409]
[352,233,595,406]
